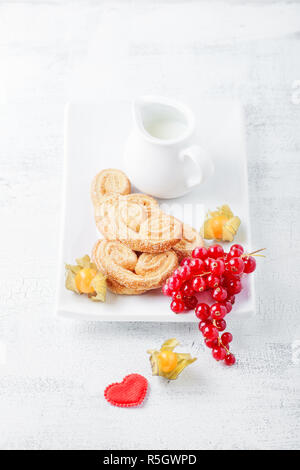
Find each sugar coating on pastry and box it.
[173,224,204,260]
[94,193,182,253]
[92,241,141,294]
[106,278,147,295]
[94,193,158,222]
[91,169,131,205]
[123,211,182,253]
[93,239,178,290]
[125,193,159,212]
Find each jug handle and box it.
[180,145,214,189]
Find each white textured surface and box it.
[0,0,299,450]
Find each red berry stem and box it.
[242,248,266,258]
[216,334,229,354]
[193,271,211,277]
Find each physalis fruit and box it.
[158,350,178,373]
[75,267,98,294]
[147,338,197,380]
[65,255,107,302]
[201,204,241,242]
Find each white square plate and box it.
[56,100,254,321]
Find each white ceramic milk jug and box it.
[123,96,214,199]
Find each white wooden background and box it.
[0,0,300,450]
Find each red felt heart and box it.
[104,374,148,408]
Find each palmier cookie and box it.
[94,193,158,217]
[91,169,131,205]
[94,194,182,253]
[173,224,204,260]
[94,193,156,243]
[93,239,178,291]
[91,242,146,295]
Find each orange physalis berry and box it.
[158,350,178,373]
[75,268,97,294]
[210,215,228,240]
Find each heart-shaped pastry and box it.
[93,193,182,253]
[92,239,178,291]
[104,374,148,408]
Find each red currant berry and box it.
[180,257,191,266]
[214,319,227,331]
[192,246,208,260]
[208,244,224,259]
[229,246,244,259]
[227,294,236,305]
[210,259,225,276]
[189,258,205,274]
[221,301,232,313]
[192,276,206,293]
[177,265,192,281]
[184,295,197,310]
[228,257,245,275]
[231,244,244,255]
[210,303,227,319]
[195,303,210,321]
[212,286,228,302]
[198,320,211,333]
[221,332,233,345]
[181,280,194,297]
[224,353,236,366]
[171,291,183,300]
[168,276,182,291]
[202,324,219,340]
[204,257,213,269]
[243,256,256,274]
[170,299,185,313]
[227,278,242,295]
[224,266,241,279]
[162,283,173,296]
[212,346,226,361]
[204,338,219,349]
[206,274,221,289]
[222,273,240,289]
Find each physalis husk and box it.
[65,255,107,302]
[147,338,197,380]
[200,204,241,242]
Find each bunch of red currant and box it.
[162,243,261,366]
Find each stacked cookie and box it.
[91,169,203,295]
